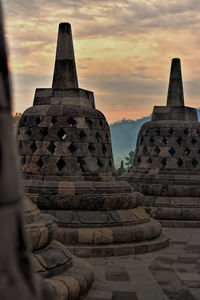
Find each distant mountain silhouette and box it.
[110,116,151,168]
[197,108,200,120]
[110,108,200,168]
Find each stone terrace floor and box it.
[84,228,200,300]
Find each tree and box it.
[125,150,135,169]
[13,112,22,129]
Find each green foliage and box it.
[12,112,22,130]
[125,150,135,168]
[109,116,151,168]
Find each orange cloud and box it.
[4,0,200,123]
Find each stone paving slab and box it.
[83,228,200,300]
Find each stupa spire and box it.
[167,58,184,107]
[52,22,79,89]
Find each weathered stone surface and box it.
[25,196,94,299]
[123,58,200,227]
[18,22,167,257]
[167,58,184,107]
[0,4,45,299]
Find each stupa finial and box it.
[167,58,184,107]
[52,23,79,89]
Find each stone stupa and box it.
[124,58,200,227]
[0,4,94,299]
[17,23,168,256]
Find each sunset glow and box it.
[4,0,200,123]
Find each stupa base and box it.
[124,172,200,228]
[53,218,168,257]
[145,206,200,228]
[59,234,169,257]
[160,219,200,228]
[25,179,168,256]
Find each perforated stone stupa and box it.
[17,23,168,256]
[124,58,200,227]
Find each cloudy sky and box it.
[3,0,200,123]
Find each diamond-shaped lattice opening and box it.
[162,137,168,144]
[102,144,107,153]
[68,143,77,154]
[57,158,65,171]
[191,138,197,145]
[88,143,95,153]
[184,147,191,157]
[37,157,44,168]
[35,117,41,125]
[26,128,31,137]
[149,136,154,144]
[51,116,57,124]
[169,147,176,156]
[99,120,103,127]
[18,142,22,152]
[47,142,56,154]
[31,141,37,153]
[85,117,93,127]
[109,160,112,166]
[77,157,85,165]
[198,149,200,155]
[154,128,160,135]
[184,128,189,135]
[154,146,160,154]
[39,128,48,137]
[137,156,141,164]
[57,128,68,141]
[97,158,103,168]
[161,158,167,167]
[143,146,148,154]
[140,136,144,144]
[192,158,198,167]
[147,157,152,164]
[197,129,200,136]
[21,156,26,166]
[79,130,87,140]
[67,117,77,127]
[168,128,174,135]
[177,158,183,167]
[176,137,183,146]
[146,129,149,134]
[95,132,101,142]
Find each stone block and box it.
[35,88,53,98]
[93,228,113,244]
[53,276,80,299]
[78,229,94,244]
[58,181,75,195]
